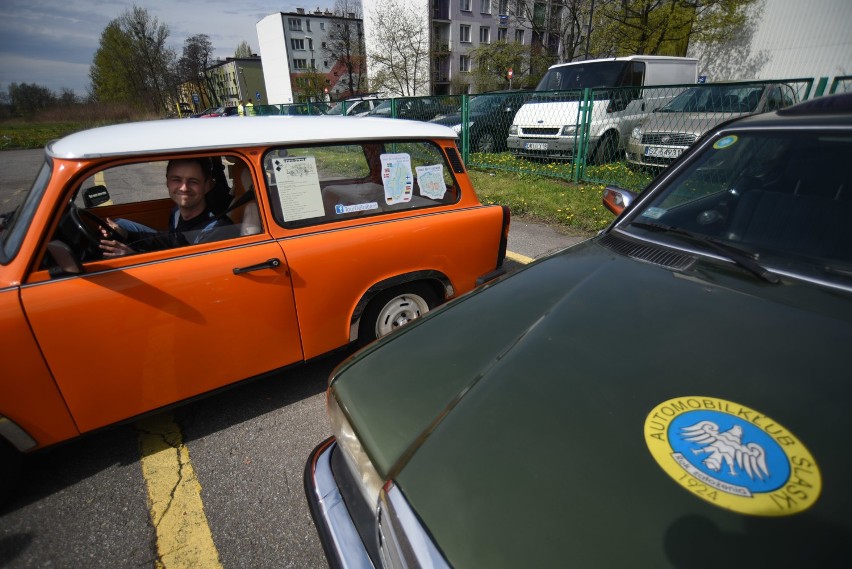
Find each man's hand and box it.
[99,238,135,257]
[99,218,133,257]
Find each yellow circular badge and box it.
[644,396,821,516]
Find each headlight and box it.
[327,390,384,507]
[508,125,518,136]
[631,126,643,141]
[560,125,577,136]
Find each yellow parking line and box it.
[136,414,222,568]
[506,250,534,265]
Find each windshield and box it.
[1,159,51,264]
[662,85,765,113]
[536,61,630,91]
[622,129,852,279]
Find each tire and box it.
[0,438,22,505]
[358,283,438,345]
[474,132,497,153]
[591,133,617,165]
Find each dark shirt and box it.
[126,207,233,252]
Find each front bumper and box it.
[507,135,578,159]
[305,438,376,569]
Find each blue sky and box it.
[0,1,335,96]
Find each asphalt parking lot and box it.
[0,148,586,568]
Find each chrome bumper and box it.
[305,438,375,569]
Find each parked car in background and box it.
[0,116,510,500]
[367,96,457,122]
[197,105,238,118]
[507,55,698,163]
[306,94,852,568]
[327,94,382,116]
[190,107,217,118]
[627,82,798,168]
[429,90,532,153]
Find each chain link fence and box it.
[254,79,828,191]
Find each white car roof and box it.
[47,116,458,160]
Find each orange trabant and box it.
[0,116,509,484]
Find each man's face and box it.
[166,161,212,212]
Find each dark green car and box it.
[305,94,852,568]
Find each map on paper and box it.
[415,164,447,199]
[380,153,413,204]
[271,156,325,221]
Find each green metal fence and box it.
[257,78,834,192]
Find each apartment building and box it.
[205,57,266,107]
[257,8,365,105]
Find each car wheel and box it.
[0,438,22,504]
[591,133,618,165]
[359,283,438,345]
[475,132,497,153]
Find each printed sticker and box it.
[713,135,738,150]
[415,164,447,199]
[380,153,413,204]
[334,202,379,214]
[644,397,821,516]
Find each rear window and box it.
[262,141,460,228]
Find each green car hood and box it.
[330,237,851,568]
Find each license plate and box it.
[645,146,683,159]
[525,142,548,151]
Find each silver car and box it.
[626,83,797,168]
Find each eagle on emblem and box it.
[680,421,770,480]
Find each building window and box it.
[308,38,314,50]
[499,0,509,15]
[460,0,471,12]
[515,29,525,44]
[459,54,470,72]
[480,0,491,14]
[311,59,316,69]
[306,20,312,32]
[498,27,508,41]
[291,38,305,50]
[324,60,329,68]
[480,26,491,44]
[460,24,471,43]
[320,22,325,30]
[288,18,302,31]
[293,59,307,69]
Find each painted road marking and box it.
[506,250,534,265]
[136,414,222,568]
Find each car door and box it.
[19,161,303,434]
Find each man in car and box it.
[98,157,233,257]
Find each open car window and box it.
[43,155,261,272]
[262,141,460,228]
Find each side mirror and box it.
[602,185,639,216]
[47,240,83,276]
[82,185,111,208]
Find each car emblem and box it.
[644,397,821,516]
[660,135,671,144]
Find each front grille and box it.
[642,132,696,145]
[600,233,696,271]
[521,127,560,136]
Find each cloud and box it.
[0,0,334,95]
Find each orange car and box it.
[0,116,509,487]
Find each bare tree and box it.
[687,0,769,80]
[365,0,430,96]
[502,0,596,63]
[179,34,215,108]
[235,41,253,58]
[324,0,366,97]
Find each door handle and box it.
[233,258,281,275]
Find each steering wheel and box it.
[68,203,120,246]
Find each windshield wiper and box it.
[630,221,780,284]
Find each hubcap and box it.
[375,294,430,337]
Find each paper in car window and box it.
[415,164,447,200]
[272,156,326,221]
[380,153,413,204]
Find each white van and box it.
[507,56,697,163]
